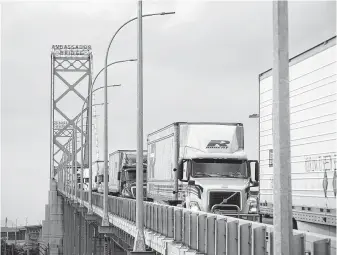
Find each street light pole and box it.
[134,0,146,251]
[101,10,175,227]
[15,219,17,246]
[72,125,76,200]
[73,123,78,201]
[272,1,293,254]
[81,59,135,215]
[80,84,121,212]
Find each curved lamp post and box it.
[62,83,120,204]
[72,102,107,203]
[83,59,136,214]
[78,84,121,209]
[102,10,176,234]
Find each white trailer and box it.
[259,36,336,237]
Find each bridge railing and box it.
[86,192,336,254]
[60,188,336,254]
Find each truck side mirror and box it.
[248,160,260,184]
[186,160,192,180]
[255,161,260,183]
[117,172,121,181]
[177,165,183,181]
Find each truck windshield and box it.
[125,170,147,182]
[191,159,248,178]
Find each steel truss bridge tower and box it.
[43,45,93,254]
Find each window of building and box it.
[8,232,15,240]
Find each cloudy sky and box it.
[1,0,336,225]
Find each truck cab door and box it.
[184,161,191,199]
[183,161,188,181]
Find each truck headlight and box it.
[189,202,201,211]
[248,198,258,213]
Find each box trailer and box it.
[259,36,336,236]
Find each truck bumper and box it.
[211,204,260,221]
[212,211,260,221]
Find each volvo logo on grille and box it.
[206,140,230,149]
[220,192,238,204]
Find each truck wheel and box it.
[292,218,298,230]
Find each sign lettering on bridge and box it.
[54,120,70,130]
[52,44,92,56]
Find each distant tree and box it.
[1,238,9,255]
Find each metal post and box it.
[74,124,78,201]
[88,57,93,208]
[50,54,54,183]
[15,219,17,245]
[79,119,83,206]
[81,109,90,211]
[67,143,70,196]
[72,127,76,200]
[133,0,146,251]
[102,27,109,227]
[100,13,174,228]
[272,1,293,254]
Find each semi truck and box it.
[147,122,260,220]
[108,150,147,198]
[76,160,101,191]
[97,161,105,194]
[259,36,336,237]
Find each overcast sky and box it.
[1,0,336,226]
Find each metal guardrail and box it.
[61,189,336,254]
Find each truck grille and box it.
[209,191,241,211]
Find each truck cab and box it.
[97,173,104,194]
[177,153,259,220]
[108,150,147,199]
[93,160,103,192]
[118,165,147,198]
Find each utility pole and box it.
[272,1,293,254]
[15,219,17,246]
[72,126,76,200]
[133,0,146,252]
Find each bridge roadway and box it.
[42,179,336,255]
